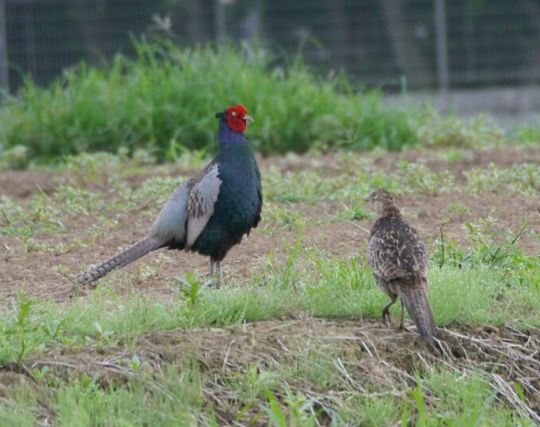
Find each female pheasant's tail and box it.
[78,236,162,285]
[398,279,436,344]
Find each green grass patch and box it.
[0,339,534,426]
[411,108,505,148]
[0,364,209,426]
[1,241,539,366]
[0,40,417,167]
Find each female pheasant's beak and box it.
[242,114,254,123]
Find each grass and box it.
[1,245,538,366]
[515,122,540,145]
[0,364,208,426]
[1,360,530,426]
[0,39,419,167]
[1,305,537,426]
[1,39,531,169]
[411,108,505,148]
[1,147,539,425]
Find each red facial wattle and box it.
[225,104,250,133]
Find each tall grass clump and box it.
[0,39,416,165]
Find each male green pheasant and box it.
[79,104,262,286]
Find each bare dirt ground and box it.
[0,146,539,301]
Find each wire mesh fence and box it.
[1,0,539,93]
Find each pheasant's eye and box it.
[231,111,238,117]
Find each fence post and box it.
[434,0,449,94]
[214,0,227,42]
[0,0,9,95]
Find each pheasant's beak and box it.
[242,114,254,123]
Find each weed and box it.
[412,107,504,148]
[447,201,469,219]
[398,161,455,195]
[465,163,540,195]
[175,273,211,310]
[262,388,317,427]
[515,122,540,144]
[0,40,416,165]
[0,295,40,364]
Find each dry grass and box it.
[2,319,539,424]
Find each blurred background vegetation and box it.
[0,0,538,166]
[0,40,420,165]
[5,0,540,91]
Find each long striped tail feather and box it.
[78,236,162,285]
[398,281,436,344]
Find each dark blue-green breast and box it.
[192,141,262,260]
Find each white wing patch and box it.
[149,182,190,243]
[186,164,222,248]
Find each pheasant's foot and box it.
[399,300,405,330]
[382,307,393,328]
[381,295,398,329]
[209,259,224,288]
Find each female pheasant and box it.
[79,104,262,286]
[366,189,436,343]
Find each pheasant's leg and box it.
[399,300,405,330]
[381,294,398,328]
[215,261,224,288]
[208,259,224,288]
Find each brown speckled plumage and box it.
[366,189,436,343]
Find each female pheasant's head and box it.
[365,189,400,216]
[366,189,393,204]
[216,104,253,133]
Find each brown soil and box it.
[0,146,538,302]
[0,170,58,198]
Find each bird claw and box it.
[382,310,393,328]
[208,260,224,288]
[206,270,224,288]
[400,325,412,334]
[209,275,223,289]
[206,273,222,289]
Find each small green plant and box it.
[64,151,128,188]
[515,122,540,144]
[464,163,540,195]
[398,161,455,195]
[264,204,307,231]
[262,388,317,427]
[0,145,28,169]
[462,217,525,268]
[0,295,38,364]
[445,149,465,163]
[175,272,210,310]
[340,202,371,221]
[411,379,427,426]
[412,107,504,148]
[447,201,469,218]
